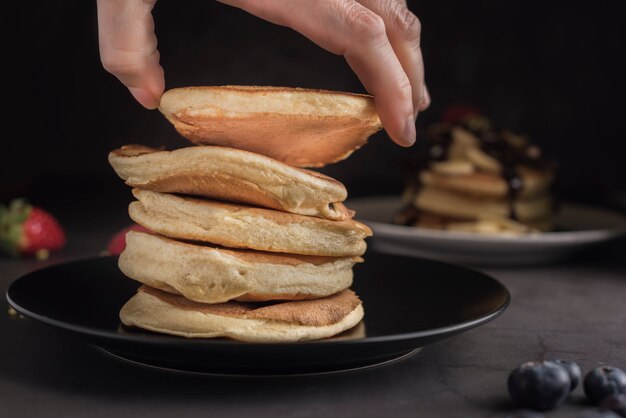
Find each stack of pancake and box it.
[397,113,556,234]
[109,86,381,342]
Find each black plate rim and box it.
[7,290,509,348]
[5,255,510,348]
[97,347,424,378]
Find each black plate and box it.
[6,254,509,376]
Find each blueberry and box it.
[577,409,621,418]
[584,367,626,405]
[508,360,571,411]
[552,359,582,391]
[599,394,626,418]
[506,409,545,418]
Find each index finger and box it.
[221,0,417,146]
[97,0,165,109]
[358,0,430,113]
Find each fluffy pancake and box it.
[158,86,382,167]
[119,286,365,342]
[414,186,552,222]
[109,145,354,221]
[119,231,361,303]
[129,189,372,256]
[117,318,366,340]
[419,166,553,199]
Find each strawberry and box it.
[107,224,150,255]
[0,199,66,257]
[441,105,482,124]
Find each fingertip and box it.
[385,114,417,147]
[375,99,417,147]
[396,138,416,148]
[402,114,417,146]
[418,84,431,111]
[152,65,166,100]
[129,86,160,109]
[412,90,422,118]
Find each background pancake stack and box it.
[397,113,557,234]
[109,86,381,343]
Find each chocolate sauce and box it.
[472,129,525,219]
[456,117,554,220]
[502,165,523,220]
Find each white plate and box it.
[348,196,626,266]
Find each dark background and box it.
[7,1,626,226]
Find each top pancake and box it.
[109,144,353,221]
[158,86,382,167]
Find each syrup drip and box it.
[472,129,526,220]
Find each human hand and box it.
[97,0,429,146]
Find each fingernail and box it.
[420,85,431,110]
[403,115,417,146]
[129,87,159,109]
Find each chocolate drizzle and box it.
[502,165,523,220]
[456,116,555,220]
[470,127,524,219]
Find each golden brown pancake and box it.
[117,319,367,340]
[414,186,552,222]
[119,286,365,342]
[109,144,354,221]
[158,86,382,167]
[419,166,554,199]
[129,189,372,257]
[119,231,361,303]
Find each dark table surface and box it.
[1,210,625,418]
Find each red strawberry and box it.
[107,224,150,255]
[441,105,482,124]
[0,199,66,257]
